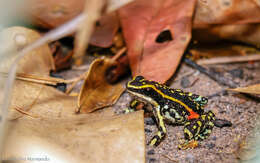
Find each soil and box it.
[59,59,260,163]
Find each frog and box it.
[125,75,216,149]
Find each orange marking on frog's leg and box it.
[187,110,200,120]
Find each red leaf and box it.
[119,0,196,83]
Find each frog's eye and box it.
[202,97,208,104]
[134,76,145,81]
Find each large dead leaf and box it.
[119,0,196,83]
[78,58,125,113]
[194,0,260,27]
[228,84,260,94]
[193,24,260,46]
[0,27,145,163]
[190,43,260,61]
[26,0,85,28]
[4,108,145,163]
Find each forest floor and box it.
[60,59,260,163]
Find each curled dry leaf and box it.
[228,84,260,94]
[119,0,196,83]
[78,57,125,113]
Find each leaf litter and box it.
[0,26,145,163]
[1,0,259,162]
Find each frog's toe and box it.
[178,140,199,150]
[148,136,161,147]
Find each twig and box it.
[184,58,237,88]
[13,106,38,119]
[73,0,105,65]
[65,72,87,94]
[12,87,42,120]
[111,47,127,62]
[72,64,89,70]
[0,72,87,85]
[185,58,260,102]
[162,154,179,163]
[197,54,260,65]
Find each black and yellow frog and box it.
[125,76,221,149]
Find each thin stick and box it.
[197,54,260,65]
[184,58,238,88]
[0,72,86,85]
[13,106,38,119]
[111,47,127,62]
[12,87,43,120]
[162,154,179,163]
[66,72,87,94]
[73,0,104,65]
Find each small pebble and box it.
[145,128,152,133]
[212,136,217,141]
[214,119,232,128]
[148,158,156,163]
[147,149,155,155]
[55,83,67,92]
[50,70,63,78]
[181,76,190,88]
[206,143,216,149]
[145,118,156,125]
[228,68,243,79]
[185,153,195,163]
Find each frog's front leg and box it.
[149,105,167,146]
[124,99,141,113]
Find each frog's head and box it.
[126,76,160,105]
[194,96,208,106]
[126,76,148,92]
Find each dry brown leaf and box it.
[193,24,260,46]
[26,0,132,29]
[190,44,260,60]
[0,26,55,119]
[78,57,125,113]
[228,84,260,94]
[4,108,145,163]
[26,0,85,28]
[194,0,260,27]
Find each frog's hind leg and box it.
[180,111,215,149]
[149,105,167,146]
[197,111,215,140]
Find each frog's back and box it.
[150,81,204,115]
